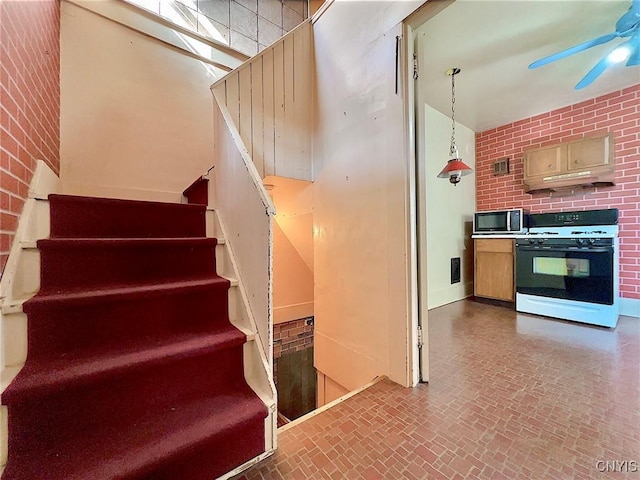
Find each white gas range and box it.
[515,209,619,328]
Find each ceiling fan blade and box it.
[529,33,619,69]
[575,54,611,89]
[626,42,640,66]
[617,0,640,32]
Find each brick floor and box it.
[235,300,640,479]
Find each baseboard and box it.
[619,297,640,318]
[274,302,314,324]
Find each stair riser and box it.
[4,404,266,480]
[6,346,247,446]
[137,417,265,480]
[38,241,218,291]
[25,285,230,357]
[49,195,206,239]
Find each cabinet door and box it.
[474,239,514,301]
[567,133,612,171]
[524,145,563,178]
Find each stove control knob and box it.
[576,238,585,246]
[529,239,536,245]
[588,238,596,245]
[537,239,544,244]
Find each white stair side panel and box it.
[1,312,28,369]
[11,248,40,300]
[215,243,230,278]
[205,208,221,238]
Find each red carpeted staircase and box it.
[1,194,267,480]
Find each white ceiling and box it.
[416,0,640,133]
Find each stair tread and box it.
[3,327,246,401]
[77,393,265,479]
[28,277,230,305]
[48,194,207,239]
[4,385,267,480]
[37,237,218,247]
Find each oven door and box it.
[516,244,614,305]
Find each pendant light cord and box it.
[449,69,458,158]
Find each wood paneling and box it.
[238,66,253,158]
[250,59,265,175]
[213,21,313,181]
[262,48,276,177]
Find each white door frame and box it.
[403,0,455,384]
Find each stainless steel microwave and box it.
[474,209,528,234]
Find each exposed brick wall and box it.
[0,0,60,274]
[273,316,314,359]
[273,316,314,384]
[476,85,640,299]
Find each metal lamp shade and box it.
[437,158,473,185]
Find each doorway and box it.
[265,176,317,423]
[404,0,477,383]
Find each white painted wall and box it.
[60,1,228,202]
[425,104,475,309]
[312,0,423,394]
[265,176,314,324]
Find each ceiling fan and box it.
[529,0,640,89]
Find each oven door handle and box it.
[516,246,613,253]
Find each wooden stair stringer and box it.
[1,160,60,474]
[205,208,277,459]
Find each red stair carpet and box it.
[2,194,267,480]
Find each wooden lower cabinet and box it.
[474,238,514,302]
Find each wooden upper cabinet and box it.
[523,133,615,192]
[567,133,613,171]
[524,144,564,178]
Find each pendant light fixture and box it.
[437,67,473,186]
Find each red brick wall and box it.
[273,317,314,387]
[0,0,60,273]
[476,85,640,299]
[273,317,314,359]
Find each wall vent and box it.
[451,257,461,284]
[493,157,510,175]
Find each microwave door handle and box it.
[507,213,512,231]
